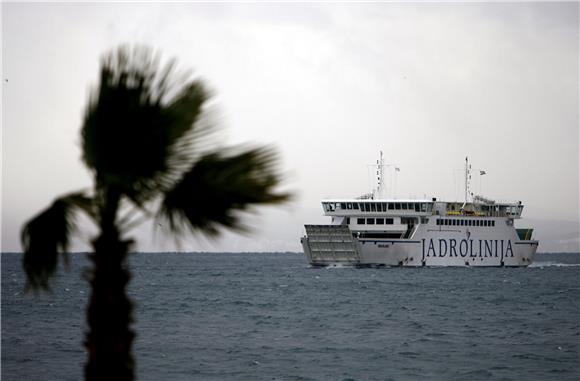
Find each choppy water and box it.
[2,252,579,380]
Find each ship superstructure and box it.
[300,154,538,267]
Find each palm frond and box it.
[159,147,292,236]
[81,45,209,205]
[21,192,95,291]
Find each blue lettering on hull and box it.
[423,239,514,259]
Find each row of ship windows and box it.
[325,202,429,213]
[356,218,394,225]
[437,219,495,227]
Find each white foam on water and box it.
[324,263,354,269]
[530,262,580,268]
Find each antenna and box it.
[373,151,386,199]
[370,151,398,199]
[464,156,472,203]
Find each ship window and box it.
[376,218,384,224]
[402,203,407,210]
[340,203,346,209]
[486,220,490,227]
[492,221,495,227]
[408,203,414,210]
[385,218,394,224]
[452,220,457,226]
[436,219,440,226]
[421,217,429,224]
[414,203,420,212]
[445,219,449,226]
[359,203,365,211]
[366,218,375,225]
[346,217,350,224]
[388,203,394,210]
[347,203,352,210]
[365,203,371,212]
[395,203,401,210]
[357,218,365,224]
[371,203,376,212]
[353,203,359,210]
[477,220,480,226]
[382,203,387,211]
[421,203,427,212]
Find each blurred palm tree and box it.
[21,45,290,381]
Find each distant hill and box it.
[522,219,580,253]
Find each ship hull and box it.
[301,223,538,267]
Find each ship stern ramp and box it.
[301,225,360,266]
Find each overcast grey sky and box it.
[2,2,579,252]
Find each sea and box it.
[2,252,579,381]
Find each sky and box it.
[1,2,579,252]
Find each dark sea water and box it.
[2,252,579,381]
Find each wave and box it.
[530,262,580,268]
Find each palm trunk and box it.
[84,190,135,380]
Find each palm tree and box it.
[21,45,290,381]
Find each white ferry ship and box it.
[301,154,538,267]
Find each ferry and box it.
[300,153,538,267]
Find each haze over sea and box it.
[2,252,579,380]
